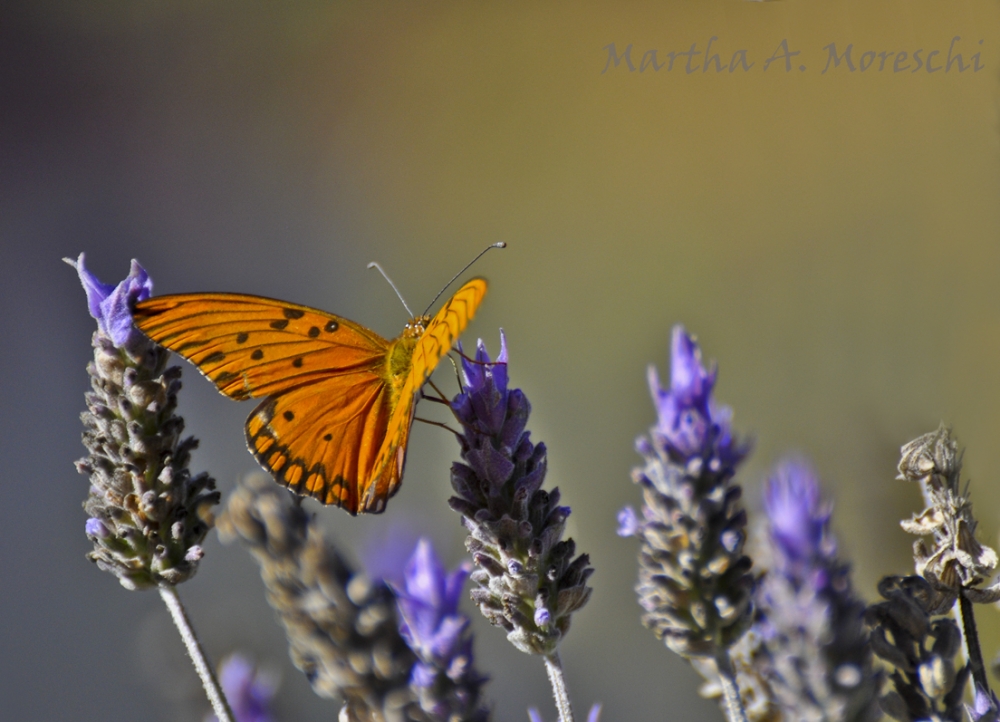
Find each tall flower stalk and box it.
[67,254,231,722]
[619,325,754,722]
[448,332,593,722]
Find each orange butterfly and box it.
[132,278,486,514]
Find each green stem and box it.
[544,651,576,722]
[159,584,235,722]
[714,650,750,722]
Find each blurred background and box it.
[4,1,1000,720]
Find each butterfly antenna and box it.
[367,261,415,317]
[421,242,506,316]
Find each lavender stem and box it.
[714,651,750,722]
[158,584,234,722]
[544,652,576,722]
[958,592,990,693]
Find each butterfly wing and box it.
[133,293,395,512]
[133,293,390,399]
[244,371,392,511]
[359,277,488,512]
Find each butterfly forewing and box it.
[360,277,488,512]
[133,293,389,399]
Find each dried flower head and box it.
[754,459,880,722]
[449,332,593,656]
[390,539,489,722]
[866,575,968,722]
[68,253,218,589]
[217,474,421,722]
[898,426,1000,601]
[621,325,753,658]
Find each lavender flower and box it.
[217,474,422,722]
[449,332,593,657]
[866,575,968,722]
[206,654,277,722]
[391,539,489,722]
[622,325,753,658]
[754,459,880,722]
[68,253,218,589]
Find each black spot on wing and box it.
[308,326,320,338]
[283,308,305,319]
[283,410,294,421]
[236,332,249,344]
[325,320,338,332]
[292,357,303,368]
[202,351,226,364]
[251,349,264,360]
[323,433,332,441]
[270,319,289,330]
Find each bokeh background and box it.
[4,1,1000,720]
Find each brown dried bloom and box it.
[897,426,1000,602]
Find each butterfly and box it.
[132,278,486,514]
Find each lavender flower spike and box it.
[625,326,753,722]
[217,474,421,722]
[756,459,880,722]
[625,325,753,657]
[68,255,218,589]
[449,332,593,657]
[391,539,489,722]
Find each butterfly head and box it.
[402,315,432,339]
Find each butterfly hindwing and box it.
[132,293,389,399]
[245,369,392,512]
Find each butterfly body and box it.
[132,279,486,514]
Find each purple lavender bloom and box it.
[391,539,488,722]
[763,458,834,570]
[449,332,592,657]
[627,326,753,659]
[205,654,276,722]
[647,326,747,470]
[756,459,880,722]
[65,252,152,349]
[70,254,217,589]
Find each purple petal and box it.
[85,517,110,538]
[405,539,446,608]
[764,458,831,562]
[67,254,153,348]
[65,253,114,327]
[617,506,639,537]
[527,709,545,722]
[587,703,603,722]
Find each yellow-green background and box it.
[6,1,1000,719]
